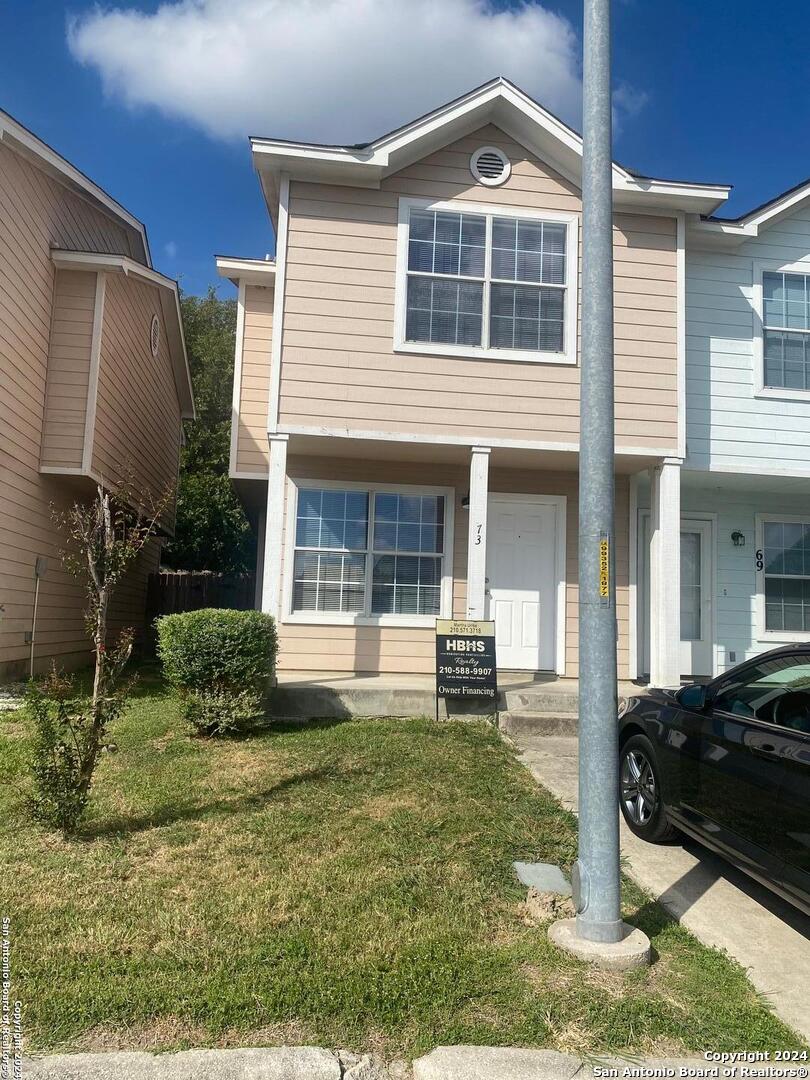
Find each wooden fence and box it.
[145,571,257,629]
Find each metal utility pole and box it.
[575,0,622,944]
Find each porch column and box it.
[466,446,491,619]
[261,433,289,618]
[649,457,681,687]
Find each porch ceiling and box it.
[286,432,661,474]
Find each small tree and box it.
[27,480,170,834]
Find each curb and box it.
[20,1045,717,1080]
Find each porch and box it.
[246,431,676,686]
[271,668,640,724]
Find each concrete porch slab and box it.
[270,671,638,721]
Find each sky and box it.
[1,0,809,298]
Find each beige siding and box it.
[274,454,630,679]
[0,138,156,677]
[277,123,678,452]
[236,283,273,473]
[40,269,96,470]
[91,271,182,505]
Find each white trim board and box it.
[279,424,679,460]
[393,196,579,367]
[229,279,247,476]
[487,490,567,676]
[268,174,290,435]
[281,476,456,629]
[82,271,107,475]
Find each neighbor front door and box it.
[679,519,713,678]
[486,495,560,671]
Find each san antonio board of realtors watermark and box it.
[1,917,22,1080]
[592,1053,809,1079]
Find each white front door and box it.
[640,514,714,678]
[679,519,713,678]
[486,495,560,671]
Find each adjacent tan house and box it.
[0,109,194,678]
[220,78,729,682]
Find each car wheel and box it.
[619,734,678,842]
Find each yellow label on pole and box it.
[599,536,610,598]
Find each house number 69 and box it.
[756,549,764,571]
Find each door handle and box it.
[751,743,777,757]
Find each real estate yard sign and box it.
[435,619,497,703]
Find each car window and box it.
[712,654,810,734]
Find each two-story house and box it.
[220,78,731,684]
[631,181,810,682]
[0,109,194,678]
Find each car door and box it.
[771,713,810,908]
[680,653,810,879]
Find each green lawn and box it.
[0,671,801,1057]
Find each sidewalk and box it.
[514,733,810,1044]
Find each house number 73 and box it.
[475,523,483,546]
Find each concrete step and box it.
[498,710,578,736]
[501,688,579,713]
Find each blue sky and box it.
[1,1,807,297]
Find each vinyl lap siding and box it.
[40,269,95,470]
[92,272,181,504]
[687,206,810,470]
[236,283,273,474]
[275,455,631,678]
[278,124,678,452]
[0,139,153,676]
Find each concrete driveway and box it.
[514,733,810,1043]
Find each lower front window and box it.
[291,486,447,618]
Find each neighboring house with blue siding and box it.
[636,181,810,682]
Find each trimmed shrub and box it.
[156,608,277,735]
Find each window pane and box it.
[295,488,368,551]
[292,552,366,613]
[408,209,485,279]
[491,216,567,284]
[405,276,483,346]
[680,532,701,641]
[763,329,810,389]
[763,271,810,331]
[489,283,564,353]
[373,494,444,553]
[764,520,810,631]
[371,555,442,614]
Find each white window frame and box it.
[282,477,455,627]
[753,257,810,401]
[755,512,810,641]
[393,196,579,366]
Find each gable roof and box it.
[691,174,810,247]
[0,107,151,266]
[251,77,731,223]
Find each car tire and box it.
[619,733,678,843]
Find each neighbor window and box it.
[762,519,810,631]
[762,271,810,390]
[292,487,447,618]
[404,206,569,356]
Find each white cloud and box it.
[66,0,614,145]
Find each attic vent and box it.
[470,145,511,187]
[150,314,160,358]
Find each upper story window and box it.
[396,199,577,365]
[762,270,810,390]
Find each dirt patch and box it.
[521,887,575,924]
